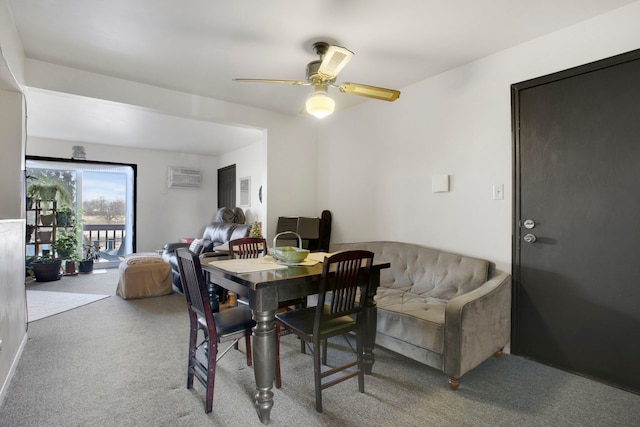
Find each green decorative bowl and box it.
[269,246,310,264]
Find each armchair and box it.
[162,221,251,293]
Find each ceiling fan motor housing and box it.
[306,60,334,85]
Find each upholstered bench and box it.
[116,253,172,299]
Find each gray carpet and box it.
[2,269,639,426]
[26,290,110,322]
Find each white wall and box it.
[317,2,640,271]
[218,139,267,229]
[0,92,26,406]
[26,137,222,252]
[24,61,317,243]
[0,90,23,219]
[0,0,26,220]
[0,0,27,404]
[0,220,27,406]
[0,0,25,88]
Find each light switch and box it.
[432,175,449,193]
[493,184,504,200]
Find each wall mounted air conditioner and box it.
[168,167,202,189]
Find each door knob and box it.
[523,233,537,244]
[523,219,536,229]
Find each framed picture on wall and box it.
[240,177,250,206]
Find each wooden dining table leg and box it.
[252,309,276,424]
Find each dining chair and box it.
[228,236,267,259]
[227,237,267,307]
[275,250,374,412]
[176,247,254,413]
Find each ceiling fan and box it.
[233,41,401,118]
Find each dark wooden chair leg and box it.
[187,317,198,389]
[448,377,460,391]
[205,345,217,413]
[313,340,323,412]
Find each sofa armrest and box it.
[163,242,189,253]
[443,272,511,379]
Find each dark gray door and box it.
[512,49,640,393]
[217,164,235,209]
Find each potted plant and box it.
[30,250,62,282]
[249,220,263,238]
[25,255,36,278]
[37,230,52,243]
[27,174,72,213]
[55,206,75,227]
[79,242,100,273]
[53,226,80,275]
[26,224,35,243]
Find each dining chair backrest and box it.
[176,247,217,341]
[229,237,267,259]
[314,250,374,335]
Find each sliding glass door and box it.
[26,158,136,269]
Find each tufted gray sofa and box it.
[330,241,511,389]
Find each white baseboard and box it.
[0,332,28,407]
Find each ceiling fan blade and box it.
[233,78,307,85]
[318,45,354,78]
[338,82,400,101]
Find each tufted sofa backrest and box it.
[330,241,489,300]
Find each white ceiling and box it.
[6,0,636,155]
[24,88,265,156]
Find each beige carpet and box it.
[26,290,110,322]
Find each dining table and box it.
[201,253,390,424]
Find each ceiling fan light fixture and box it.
[305,90,335,119]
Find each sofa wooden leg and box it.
[448,377,459,391]
[493,348,504,358]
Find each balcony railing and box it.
[82,224,126,258]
